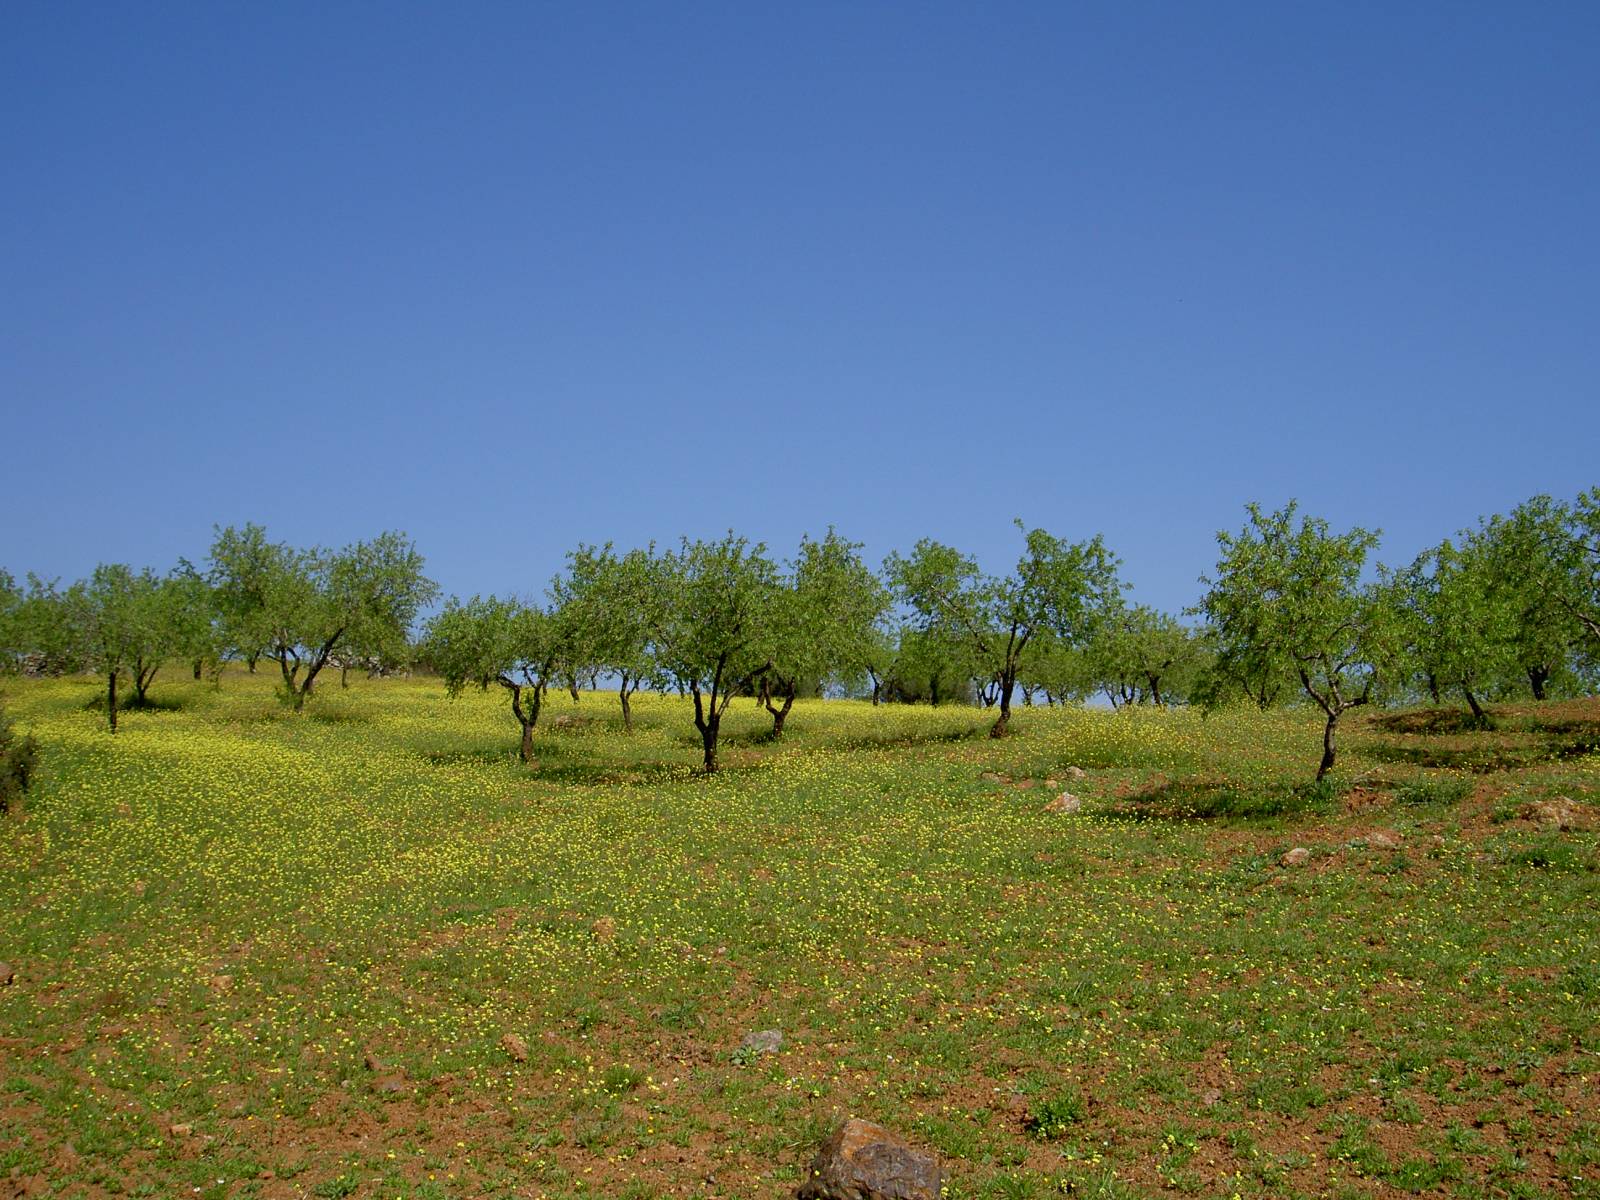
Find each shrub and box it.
[0,701,39,814]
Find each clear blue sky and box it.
[4,2,1597,615]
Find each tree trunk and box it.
[1528,664,1549,701]
[1462,683,1489,728]
[247,653,258,674]
[1317,710,1339,781]
[134,659,155,705]
[619,682,634,734]
[107,670,119,733]
[341,663,350,689]
[569,679,580,703]
[765,682,795,738]
[193,659,203,681]
[1426,673,1440,704]
[507,681,543,764]
[1146,673,1164,707]
[990,674,1014,738]
[700,718,719,773]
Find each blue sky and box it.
[4,1,1597,615]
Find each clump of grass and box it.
[1394,776,1472,807]
[601,1063,644,1095]
[1500,838,1593,873]
[1025,1091,1086,1140]
[1563,964,1600,996]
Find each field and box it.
[2,673,1598,1200]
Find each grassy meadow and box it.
[1,671,1598,1200]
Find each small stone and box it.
[362,1052,386,1072]
[1014,778,1038,791]
[374,1075,406,1094]
[1044,792,1082,815]
[501,1032,529,1062]
[258,1170,276,1181]
[592,916,617,942]
[1281,847,1311,867]
[978,771,1008,784]
[1063,765,1087,780]
[797,1118,943,1200]
[0,963,14,987]
[1201,1087,1223,1107]
[169,1123,193,1138]
[1043,777,1059,789]
[1365,831,1402,849]
[206,974,233,992]
[738,1029,783,1055]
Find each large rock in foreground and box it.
[797,1118,943,1200]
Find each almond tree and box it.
[63,564,170,730]
[211,526,436,710]
[1466,495,1582,699]
[208,523,281,673]
[1385,540,1512,724]
[1080,605,1204,707]
[655,535,779,773]
[550,544,663,733]
[1199,502,1392,781]
[887,522,1122,737]
[166,561,225,681]
[1570,486,1600,645]
[426,596,563,764]
[759,531,889,737]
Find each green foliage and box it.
[1469,495,1585,698]
[163,560,225,681]
[0,570,18,672]
[1070,604,1206,707]
[878,624,980,705]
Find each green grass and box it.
[0,672,1597,1198]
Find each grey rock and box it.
[739,1029,784,1055]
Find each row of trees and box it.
[1197,492,1600,778]
[3,488,1597,776]
[0,526,437,730]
